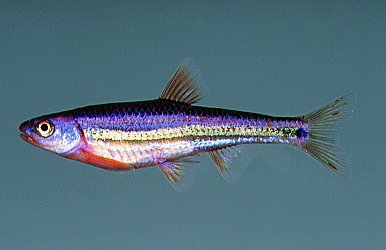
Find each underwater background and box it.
[1,1,385,249]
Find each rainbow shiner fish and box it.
[19,58,356,191]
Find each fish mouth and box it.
[19,133,35,144]
[19,121,38,146]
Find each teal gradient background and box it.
[1,1,385,249]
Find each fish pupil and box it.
[41,123,49,131]
[296,128,308,138]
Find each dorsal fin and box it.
[159,58,204,105]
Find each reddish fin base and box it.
[65,148,134,171]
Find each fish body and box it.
[55,99,306,168]
[19,58,356,191]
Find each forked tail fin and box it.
[300,93,356,178]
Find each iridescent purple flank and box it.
[73,99,307,146]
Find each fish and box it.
[19,58,356,191]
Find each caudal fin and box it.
[301,93,356,178]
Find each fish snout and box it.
[19,120,31,134]
[19,120,36,144]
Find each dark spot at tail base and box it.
[296,128,308,138]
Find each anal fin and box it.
[208,146,254,185]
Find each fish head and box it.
[19,114,82,155]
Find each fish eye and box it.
[36,121,54,137]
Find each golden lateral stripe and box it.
[86,125,297,142]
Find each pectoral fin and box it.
[66,148,134,171]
